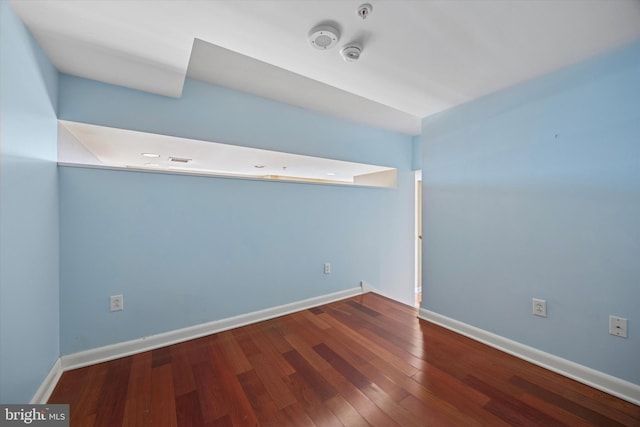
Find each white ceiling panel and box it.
[11,0,640,135]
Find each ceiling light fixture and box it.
[341,44,362,62]
[141,152,160,158]
[309,25,340,50]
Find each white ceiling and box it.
[58,121,396,186]
[11,0,640,135]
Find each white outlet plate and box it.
[532,298,546,317]
[324,263,331,274]
[609,315,627,338]
[110,294,124,312]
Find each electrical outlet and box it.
[324,263,331,274]
[532,298,546,317]
[110,294,124,312]
[609,316,627,338]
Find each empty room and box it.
[1,0,639,425]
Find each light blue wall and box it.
[411,135,422,171]
[58,76,415,354]
[0,1,60,403]
[420,41,640,384]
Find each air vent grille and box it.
[169,156,191,163]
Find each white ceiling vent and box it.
[309,25,340,50]
[169,156,191,163]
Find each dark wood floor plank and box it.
[309,307,324,315]
[313,342,371,389]
[464,374,569,427]
[46,365,87,405]
[248,352,297,409]
[514,368,640,424]
[170,347,197,398]
[357,362,411,403]
[283,349,337,401]
[319,309,419,377]
[54,363,109,423]
[325,394,371,427]
[192,361,230,423]
[280,402,316,427]
[216,331,253,375]
[316,359,402,427]
[152,346,172,368]
[356,325,430,370]
[93,357,132,427]
[122,394,152,427]
[411,365,489,407]
[399,393,486,427]
[247,327,295,378]
[313,338,410,403]
[358,293,417,321]
[121,352,153,427]
[283,332,334,373]
[298,308,332,330]
[206,414,233,427]
[346,299,382,317]
[126,352,152,399]
[49,293,640,426]
[283,372,342,426]
[208,340,260,426]
[510,375,631,426]
[262,323,295,353]
[237,369,288,426]
[368,357,508,426]
[149,364,178,427]
[288,311,328,346]
[175,390,204,427]
[361,383,425,427]
[232,329,261,359]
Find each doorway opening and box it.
[415,170,422,308]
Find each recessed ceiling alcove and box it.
[58,121,397,188]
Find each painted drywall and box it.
[0,1,60,403]
[411,135,422,171]
[420,41,640,384]
[58,76,415,354]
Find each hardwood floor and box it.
[49,293,640,426]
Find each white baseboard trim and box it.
[418,308,640,406]
[31,358,63,404]
[61,287,362,371]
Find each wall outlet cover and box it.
[110,294,124,312]
[324,263,331,274]
[532,298,546,317]
[609,315,628,338]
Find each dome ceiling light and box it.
[308,25,340,50]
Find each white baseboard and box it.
[31,358,63,404]
[61,287,362,371]
[418,308,640,406]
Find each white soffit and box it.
[186,39,421,135]
[58,121,395,186]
